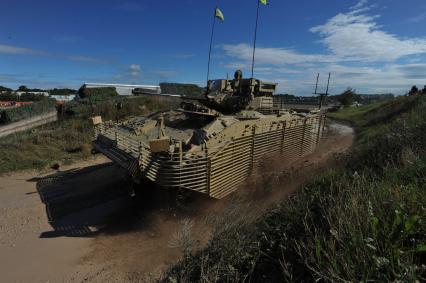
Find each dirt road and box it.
[0,122,353,282]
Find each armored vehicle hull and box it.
[92,110,325,199]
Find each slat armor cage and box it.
[93,114,326,199]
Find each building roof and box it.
[84,83,160,90]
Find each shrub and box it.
[77,86,119,100]
[160,83,204,98]
[0,98,56,125]
[163,95,426,282]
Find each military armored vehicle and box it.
[92,71,326,199]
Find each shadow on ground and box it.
[28,162,209,238]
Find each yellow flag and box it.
[259,0,268,5]
[215,8,224,21]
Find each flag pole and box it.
[206,7,217,84]
[251,0,260,78]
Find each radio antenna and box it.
[313,73,331,110]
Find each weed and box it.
[163,95,426,282]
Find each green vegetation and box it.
[0,86,12,92]
[164,95,426,282]
[328,95,417,127]
[77,86,119,100]
[0,92,47,102]
[17,85,46,92]
[160,82,204,98]
[0,118,94,173]
[0,86,76,97]
[0,96,179,174]
[0,99,56,125]
[328,88,394,106]
[49,88,77,96]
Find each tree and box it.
[422,85,426,95]
[78,86,118,99]
[49,88,77,96]
[159,83,204,98]
[0,86,12,92]
[0,110,11,124]
[337,88,358,106]
[18,85,29,91]
[408,85,419,96]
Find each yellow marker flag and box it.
[215,8,224,21]
[259,0,268,5]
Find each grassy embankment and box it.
[0,96,178,174]
[165,95,426,282]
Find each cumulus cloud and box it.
[129,64,141,76]
[310,7,426,62]
[218,0,426,95]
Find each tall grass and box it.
[0,95,179,174]
[164,95,426,282]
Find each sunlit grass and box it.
[164,95,426,282]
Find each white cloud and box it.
[129,64,141,71]
[67,55,105,63]
[310,2,426,62]
[222,43,335,65]
[0,44,47,56]
[0,43,106,64]
[351,0,368,10]
[129,64,141,76]
[218,1,426,95]
[408,13,426,23]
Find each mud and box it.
[0,122,353,282]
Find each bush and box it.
[160,83,204,98]
[0,118,93,173]
[0,92,47,102]
[164,95,426,282]
[0,98,56,125]
[77,86,119,100]
[0,95,180,174]
[49,88,77,96]
[0,92,19,101]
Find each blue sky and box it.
[0,0,425,95]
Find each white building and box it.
[15,91,49,96]
[50,95,76,102]
[81,83,161,96]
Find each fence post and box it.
[249,125,256,172]
[321,115,326,140]
[316,115,322,145]
[300,118,307,156]
[205,144,210,195]
[280,120,286,155]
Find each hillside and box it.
[164,95,426,282]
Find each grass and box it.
[0,118,93,173]
[163,95,426,282]
[0,95,179,174]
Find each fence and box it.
[0,111,58,138]
[93,114,326,199]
